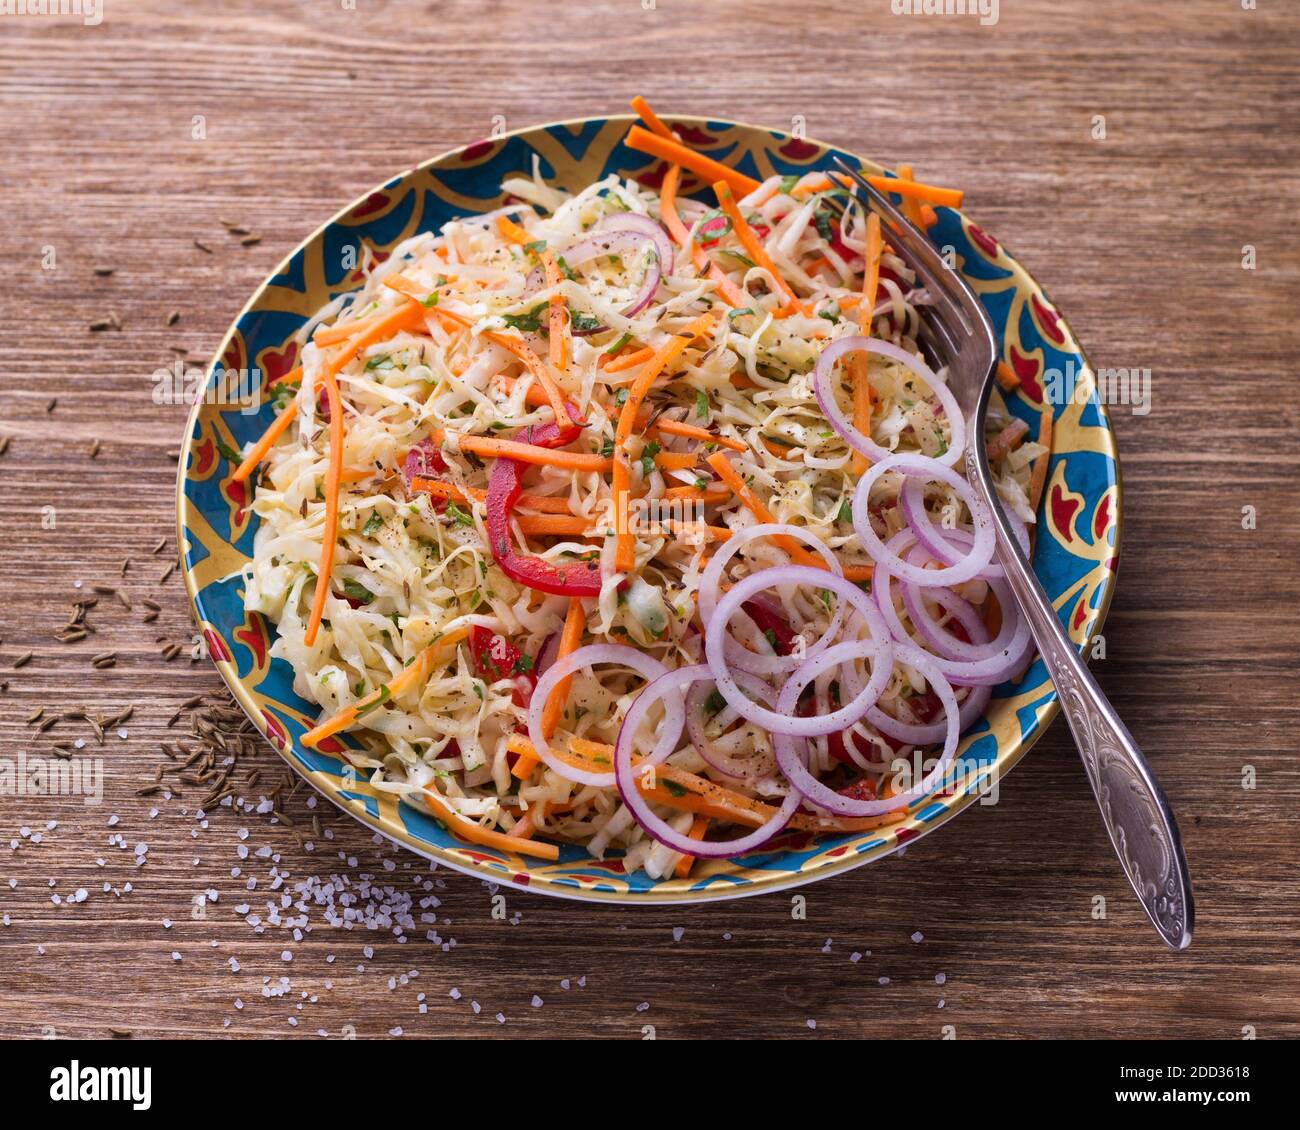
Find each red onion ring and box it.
[776,643,961,816]
[698,522,845,675]
[526,644,683,788]
[899,479,1028,577]
[852,453,995,587]
[520,228,663,332]
[614,665,801,860]
[535,632,560,678]
[869,530,1033,687]
[705,567,892,738]
[595,212,675,281]
[812,336,966,469]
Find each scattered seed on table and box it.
[120,559,129,576]
[166,310,180,326]
[12,652,32,669]
[38,716,58,733]
[0,436,9,457]
[115,590,132,611]
[151,538,166,555]
[25,707,44,724]
[89,319,112,332]
[142,599,160,612]
[240,235,262,247]
[194,239,212,254]
[89,438,101,458]
[135,785,161,797]
[46,398,57,414]
[52,746,74,760]
[108,311,122,330]
[159,563,175,583]
[93,267,114,277]
[93,585,117,596]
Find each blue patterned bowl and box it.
[178,115,1119,903]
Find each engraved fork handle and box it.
[981,476,1195,949]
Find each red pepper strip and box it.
[485,419,604,596]
[740,598,798,656]
[467,626,537,708]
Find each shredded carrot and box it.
[920,204,938,229]
[516,514,591,537]
[385,275,574,427]
[603,345,655,373]
[529,735,904,834]
[612,314,716,573]
[851,211,883,474]
[303,369,344,647]
[674,815,710,878]
[996,361,1020,392]
[507,806,540,841]
[654,417,747,452]
[426,427,611,473]
[704,451,825,567]
[313,316,386,347]
[232,403,297,482]
[660,164,749,307]
[661,520,732,542]
[422,787,559,861]
[1028,411,1053,512]
[986,418,1030,461]
[539,248,570,371]
[662,484,731,504]
[269,364,304,387]
[653,450,698,473]
[794,171,963,210]
[541,598,586,740]
[895,164,928,231]
[495,215,532,246]
[630,95,675,140]
[712,180,804,316]
[409,477,572,514]
[301,627,470,747]
[625,123,759,197]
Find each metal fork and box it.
[832,156,1194,950]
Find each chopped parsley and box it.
[361,511,385,537]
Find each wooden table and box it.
[1,0,1297,1040]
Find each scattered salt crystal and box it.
[671,926,684,942]
[531,995,543,1008]
[807,1019,817,1030]
[911,931,924,943]
[935,972,946,985]
[850,952,863,963]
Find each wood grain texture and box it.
[1,0,1298,1040]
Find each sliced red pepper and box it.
[468,625,536,708]
[741,598,798,656]
[485,419,603,596]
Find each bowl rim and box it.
[177,112,1121,904]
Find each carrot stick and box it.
[541,598,586,739]
[895,163,929,231]
[660,164,748,308]
[513,734,904,834]
[301,626,470,747]
[304,369,344,647]
[603,346,655,373]
[539,248,570,371]
[1028,411,1053,512]
[427,427,610,472]
[704,451,825,567]
[996,361,1020,392]
[986,418,1029,461]
[653,450,698,472]
[794,171,963,210]
[662,484,731,504]
[654,417,747,452]
[409,477,573,514]
[516,515,591,537]
[630,95,675,140]
[674,815,710,878]
[851,211,883,474]
[613,314,715,573]
[232,402,297,482]
[269,365,304,387]
[712,180,804,316]
[625,123,759,197]
[384,275,574,427]
[422,787,559,861]
[495,215,532,246]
